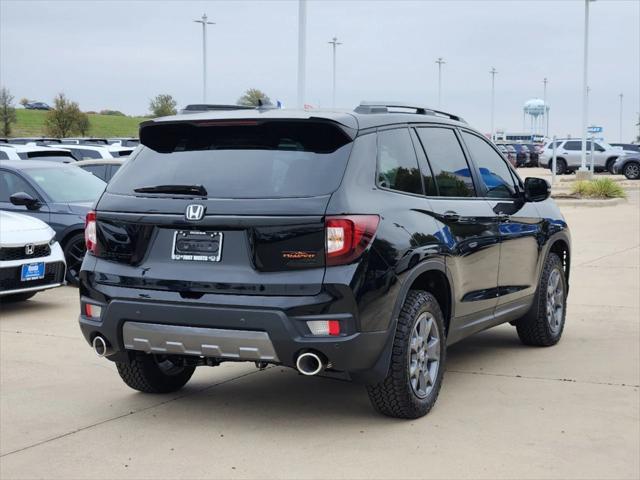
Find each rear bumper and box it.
[78,287,392,381]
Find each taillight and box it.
[325,215,379,266]
[85,211,97,254]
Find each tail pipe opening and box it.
[295,351,327,376]
[92,335,111,357]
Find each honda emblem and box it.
[185,204,205,221]
[25,244,35,255]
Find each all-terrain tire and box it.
[116,353,195,393]
[366,290,446,419]
[515,253,567,346]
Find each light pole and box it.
[328,37,342,108]
[193,13,215,103]
[435,57,445,108]
[490,67,497,141]
[619,93,624,142]
[543,77,549,138]
[297,0,307,108]
[579,0,596,177]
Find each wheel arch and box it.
[59,224,85,248]
[391,260,453,336]
[548,237,571,291]
[354,259,453,385]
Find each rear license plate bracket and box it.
[172,231,223,262]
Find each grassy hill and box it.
[12,109,147,138]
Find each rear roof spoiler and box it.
[355,101,466,124]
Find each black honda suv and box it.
[78,102,571,418]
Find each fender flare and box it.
[353,258,453,385]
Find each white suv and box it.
[539,139,634,175]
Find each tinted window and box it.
[410,130,438,196]
[564,141,581,150]
[109,121,353,199]
[82,164,108,181]
[72,148,102,160]
[25,166,106,202]
[0,151,8,160]
[0,170,39,202]
[461,132,517,199]
[416,127,475,197]
[377,128,423,195]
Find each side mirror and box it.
[10,192,41,210]
[524,177,551,202]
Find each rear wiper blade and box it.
[134,184,208,196]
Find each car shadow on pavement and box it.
[0,298,60,316]
[134,327,524,425]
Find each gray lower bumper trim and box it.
[122,321,279,362]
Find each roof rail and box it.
[354,101,466,124]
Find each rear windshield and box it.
[107,121,354,198]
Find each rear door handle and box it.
[443,211,460,222]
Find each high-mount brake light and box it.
[85,211,97,254]
[325,215,379,266]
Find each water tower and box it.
[523,98,549,137]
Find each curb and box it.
[553,197,627,208]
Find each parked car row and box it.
[495,142,542,168]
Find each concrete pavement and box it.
[1,189,638,479]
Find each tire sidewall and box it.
[403,294,447,414]
[539,255,567,342]
[624,162,640,180]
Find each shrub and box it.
[570,178,626,199]
[100,109,125,116]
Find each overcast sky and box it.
[1,0,638,140]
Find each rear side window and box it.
[564,141,581,150]
[82,164,108,181]
[108,121,353,199]
[416,127,475,197]
[73,148,102,160]
[461,132,518,199]
[0,151,8,160]
[377,128,423,195]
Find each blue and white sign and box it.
[21,262,45,282]
[587,126,603,133]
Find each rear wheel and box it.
[116,353,195,393]
[366,290,446,419]
[550,158,567,175]
[62,233,86,286]
[515,253,567,346]
[623,162,640,180]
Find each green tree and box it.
[149,94,177,117]
[0,87,17,137]
[44,93,84,138]
[237,88,271,107]
[77,112,91,136]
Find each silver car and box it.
[539,139,634,175]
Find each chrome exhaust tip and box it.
[296,352,324,376]
[92,336,108,357]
